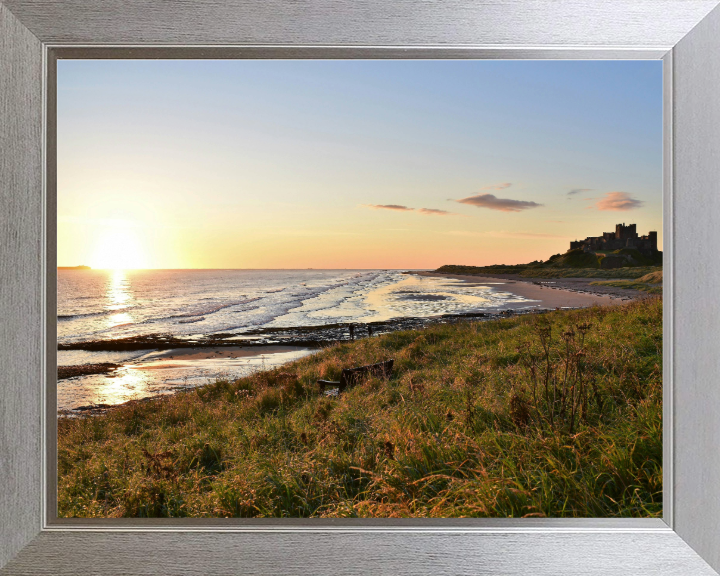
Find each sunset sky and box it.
[57,60,663,270]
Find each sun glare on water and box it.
[89,225,149,270]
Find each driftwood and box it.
[317,359,394,394]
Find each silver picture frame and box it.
[2,1,719,574]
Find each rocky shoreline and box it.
[57,309,539,354]
[57,363,119,380]
[58,393,165,417]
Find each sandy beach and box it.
[137,345,311,364]
[414,271,636,308]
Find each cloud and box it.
[495,231,567,239]
[417,208,458,216]
[482,182,512,190]
[594,191,644,211]
[446,230,568,239]
[568,188,592,196]
[455,193,542,213]
[363,204,414,212]
[362,204,459,216]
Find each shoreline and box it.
[58,345,315,414]
[57,268,647,356]
[57,312,499,353]
[415,271,653,303]
[57,274,649,414]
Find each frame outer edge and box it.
[1,531,719,576]
[1,1,719,575]
[671,3,720,572]
[0,1,44,570]
[1,0,719,47]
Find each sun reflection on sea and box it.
[92,366,151,406]
[107,312,133,328]
[105,270,134,327]
[57,347,317,412]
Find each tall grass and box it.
[58,298,662,518]
[589,280,662,294]
[436,264,662,279]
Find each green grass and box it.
[436,264,662,280]
[557,248,603,268]
[611,248,663,266]
[58,298,663,518]
[589,280,663,295]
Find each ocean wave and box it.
[155,297,262,322]
[58,270,410,343]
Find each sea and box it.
[57,269,538,411]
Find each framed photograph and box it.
[2,1,720,574]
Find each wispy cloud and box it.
[59,216,144,227]
[455,193,542,213]
[417,208,458,216]
[495,231,567,239]
[362,204,459,216]
[57,216,189,230]
[567,188,592,196]
[446,230,568,239]
[594,191,644,211]
[363,204,414,212]
[482,182,513,190]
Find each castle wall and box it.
[571,224,658,255]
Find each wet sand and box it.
[58,345,315,413]
[414,271,631,308]
[363,273,492,322]
[138,345,310,363]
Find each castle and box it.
[570,223,658,256]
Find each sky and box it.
[57,60,663,270]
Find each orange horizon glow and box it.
[58,214,664,271]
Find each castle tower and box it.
[615,223,637,240]
[649,231,658,251]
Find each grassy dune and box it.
[58,298,663,518]
[637,271,663,284]
[590,270,663,295]
[436,264,662,280]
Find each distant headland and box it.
[436,223,663,278]
[58,265,91,270]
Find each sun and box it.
[88,224,149,270]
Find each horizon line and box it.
[56,267,432,271]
